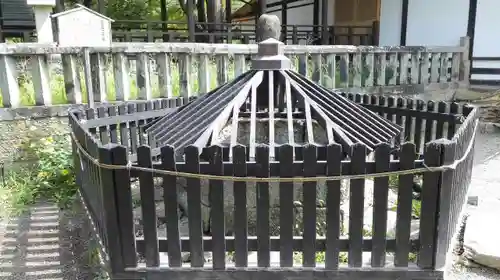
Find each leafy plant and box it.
[411,199,421,219]
[387,174,423,219]
[32,135,77,206]
[1,169,38,214]
[293,206,328,237]
[2,135,77,213]
[389,199,422,219]
[388,174,399,188]
[408,252,417,262]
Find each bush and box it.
[2,135,77,213]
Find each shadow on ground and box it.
[0,201,104,279]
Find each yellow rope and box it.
[72,120,478,183]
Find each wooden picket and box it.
[69,93,477,279]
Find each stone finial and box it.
[256,14,281,42]
[251,38,291,70]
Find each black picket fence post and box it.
[433,139,457,269]
[98,144,126,273]
[418,141,442,269]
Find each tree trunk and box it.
[197,0,208,42]
[178,0,212,42]
[207,0,221,42]
[160,0,169,42]
[82,0,92,8]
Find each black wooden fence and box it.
[111,20,379,45]
[9,21,378,45]
[69,93,477,280]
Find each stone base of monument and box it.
[217,120,329,148]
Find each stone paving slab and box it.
[0,201,101,279]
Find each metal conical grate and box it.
[146,39,402,157]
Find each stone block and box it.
[463,210,500,271]
[257,38,285,56]
[216,120,329,149]
[251,57,291,70]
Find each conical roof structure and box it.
[146,39,402,158]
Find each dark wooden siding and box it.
[0,0,35,30]
[470,57,500,86]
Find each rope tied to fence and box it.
[71,120,478,183]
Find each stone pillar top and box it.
[252,41,290,70]
[257,38,284,56]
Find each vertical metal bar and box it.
[285,77,295,150]
[268,71,275,158]
[249,76,258,159]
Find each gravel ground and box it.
[0,117,68,164]
[447,265,500,280]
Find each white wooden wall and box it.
[471,0,500,84]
